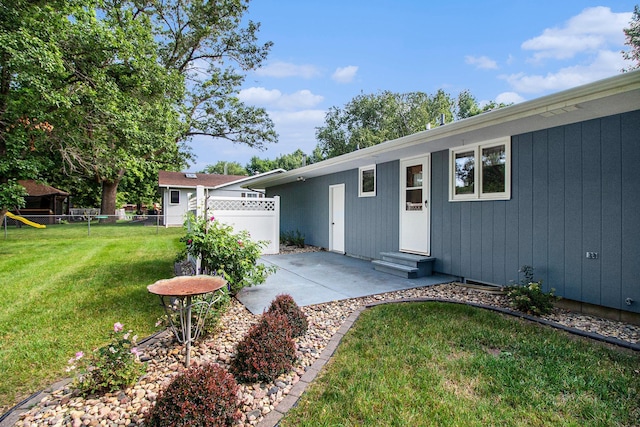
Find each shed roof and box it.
[158,171,246,189]
[18,180,69,197]
[158,169,286,190]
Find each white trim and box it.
[169,189,180,205]
[329,184,346,254]
[399,155,431,255]
[449,137,511,202]
[358,164,376,197]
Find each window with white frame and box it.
[170,190,180,204]
[359,165,376,197]
[449,137,510,201]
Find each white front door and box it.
[400,155,430,255]
[329,184,345,253]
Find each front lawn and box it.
[0,223,184,412]
[281,302,640,426]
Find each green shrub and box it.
[505,265,558,316]
[280,229,305,248]
[267,294,308,338]
[147,364,241,427]
[178,214,276,295]
[231,312,297,383]
[67,322,146,396]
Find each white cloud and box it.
[259,109,327,158]
[465,55,498,70]
[501,50,628,94]
[332,65,359,83]
[522,7,631,62]
[239,87,323,110]
[238,87,282,105]
[254,61,321,79]
[494,92,525,105]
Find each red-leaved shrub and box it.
[231,311,296,383]
[266,294,308,338]
[146,364,241,426]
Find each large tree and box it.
[50,3,186,219]
[1,0,278,218]
[140,0,277,150]
[0,0,76,217]
[623,5,640,71]
[314,90,456,160]
[246,149,309,175]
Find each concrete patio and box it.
[236,250,458,314]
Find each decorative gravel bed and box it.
[11,283,640,427]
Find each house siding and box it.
[268,161,400,259]
[431,110,640,313]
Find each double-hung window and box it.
[449,137,510,201]
[359,165,376,197]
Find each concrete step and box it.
[372,260,419,279]
[379,252,435,276]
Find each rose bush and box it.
[67,322,146,396]
[177,214,275,295]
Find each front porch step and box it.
[372,260,420,279]
[373,252,436,279]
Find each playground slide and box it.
[5,212,46,229]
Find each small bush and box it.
[67,323,146,396]
[505,265,558,316]
[267,294,308,338]
[147,364,241,427]
[280,229,305,248]
[178,214,276,295]
[231,312,296,383]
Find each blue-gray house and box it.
[247,71,640,321]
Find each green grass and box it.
[0,223,184,412]
[281,302,640,427]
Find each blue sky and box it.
[187,1,636,172]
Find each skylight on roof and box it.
[185,173,197,179]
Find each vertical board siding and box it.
[620,111,640,311]
[430,110,640,312]
[270,111,638,313]
[268,161,399,260]
[600,115,622,309]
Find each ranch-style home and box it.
[246,70,640,322]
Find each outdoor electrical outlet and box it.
[585,252,599,259]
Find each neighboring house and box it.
[246,70,640,320]
[158,170,284,226]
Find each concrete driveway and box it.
[236,251,457,314]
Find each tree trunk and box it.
[100,175,123,223]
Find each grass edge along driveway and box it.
[280,302,640,427]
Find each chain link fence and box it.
[3,212,166,238]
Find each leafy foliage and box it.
[622,5,640,71]
[246,149,311,174]
[280,229,305,248]
[179,214,275,295]
[198,161,248,176]
[267,294,308,338]
[231,311,297,383]
[505,265,558,316]
[147,364,242,427]
[67,323,145,396]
